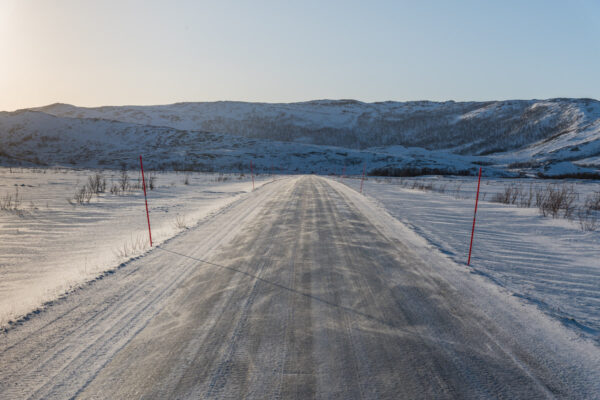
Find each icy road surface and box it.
[1,176,598,399]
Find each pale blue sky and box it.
[1,0,599,110]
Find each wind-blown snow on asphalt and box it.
[1,176,598,399]
[0,168,271,327]
[340,176,600,343]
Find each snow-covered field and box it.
[3,175,598,398]
[338,175,600,343]
[0,167,274,327]
[2,167,599,348]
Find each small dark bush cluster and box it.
[119,168,129,192]
[72,185,93,205]
[490,183,597,230]
[577,192,600,231]
[87,173,107,194]
[109,169,142,195]
[492,183,577,218]
[70,172,106,205]
[378,177,456,197]
[507,161,542,169]
[148,174,157,190]
[369,166,474,177]
[537,184,577,218]
[585,191,600,211]
[0,187,21,212]
[537,172,600,180]
[213,173,229,183]
[491,183,533,207]
[411,181,434,191]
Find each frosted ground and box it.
[338,175,600,343]
[2,167,599,348]
[0,168,272,327]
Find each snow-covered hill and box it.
[0,98,599,176]
[0,110,489,175]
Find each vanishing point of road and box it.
[1,176,598,399]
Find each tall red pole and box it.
[250,161,255,191]
[139,155,152,247]
[342,166,346,179]
[360,163,366,194]
[467,167,482,265]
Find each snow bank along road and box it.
[1,176,598,399]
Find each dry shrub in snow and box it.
[119,168,129,192]
[411,181,433,191]
[115,235,149,259]
[491,183,533,207]
[577,192,600,231]
[538,184,577,219]
[174,214,187,230]
[71,185,93,205]
[577,207,598,231]
[213,173,229,183]
[585,192,600,211]
[148,174,157,190]
[491,185,517,204]
[490,183,595,230]
[0,187,21,212]
[70,172,107,205]
[87,173,106,194]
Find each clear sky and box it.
[1,0,599,111]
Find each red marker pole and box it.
[250,161,255,191]
[467,167,482,265]
[360,163,366,194]
[139,155,152,247]
[342,166,346,179]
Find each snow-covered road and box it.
[1,176,598,399]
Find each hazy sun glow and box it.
[1,0,599,111]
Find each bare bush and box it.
[115,235,149,259]
[174,214,187,230]
[183,175,190,185]
[518,184,533,208]
[213,173,229,183]
[491,186,512,204]
[0,187,21,211]
[148,174,157,190]
[534,186,546,208]
[409,180,433,191]
[577,207,598,231]
[454,183,463,199]
[491,184,525,205]
[538,184,577,219]
[72,185,93,205]
[119,168,129,192]
[584,192,600,211]
[87,173,106,195]
[129,177,142,191]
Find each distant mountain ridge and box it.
[0,99,598,176]
[34,98,600,156]
[0,110,485,175]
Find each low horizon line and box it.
[5,96,600,113]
